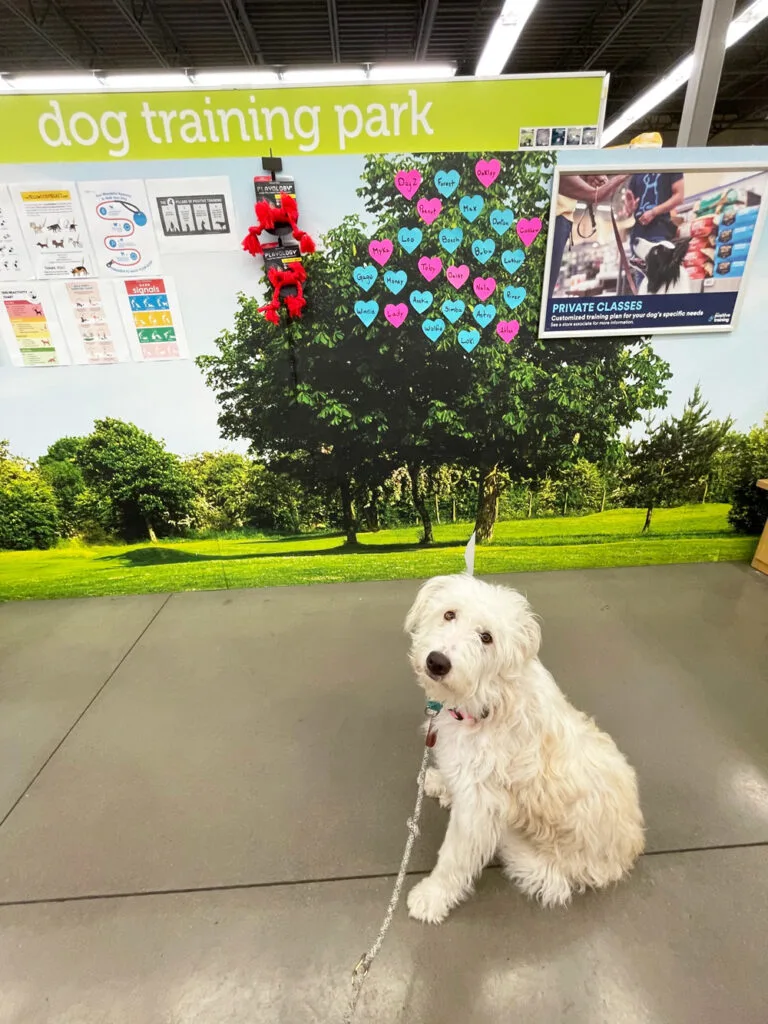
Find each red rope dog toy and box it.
[242,193,316,257]
[259,263,307,324]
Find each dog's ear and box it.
[518,609,542,663]
[404,576,451,634]
[673,237,690,261]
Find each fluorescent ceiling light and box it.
[475,0,539,76]
[193,70,279,87]
[7,74,102,92]
[603,0,768,145]
[282,67,366,84]
[0,76,14,91]
[105,73,191,90]
[367,63,456,81]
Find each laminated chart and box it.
[11,185,93,278]
[119,277,188,361]
[53,279,128,364]
[79,181,161,277]
[0,185,33,280]
[0,284,65,366]
[145,176,237,253]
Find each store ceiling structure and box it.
[1,0,767,143]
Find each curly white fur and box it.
[404,574,644,924]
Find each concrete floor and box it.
[0,562,767,1023]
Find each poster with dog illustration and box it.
[540,162,768,337]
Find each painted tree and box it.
[724,415,768,534]
[356,151,672,542]
[0,440,59,550]
[626,386,732,533]
[77,418,194,542]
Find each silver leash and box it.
[341,705,440,1023]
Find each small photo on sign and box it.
[519,128,534,149]
[582,126,598,147]
[535,128,552,147]
[551,128,567,147]
[566,127,583,146]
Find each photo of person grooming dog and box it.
[541,164,768,337]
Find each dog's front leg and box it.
[407,802,500,924]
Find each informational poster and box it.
[11,183,93,279]
[540,162,768,337]
[0,185,33,280]
[145,176,238,253]
[52,278,128,364]
[78,180,161,277]
[116,276,188,361]
[0,283,67,366]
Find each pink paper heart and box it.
[496,319,520,344]
[394,169,422,200]
[473,276,497,300]
[516,217,542,247]
[446,264,470,289]
[416,197,442,225]
[418,256,443,282]
[368,238,394,266]
[385,302,408,327]
[475,158,501,188]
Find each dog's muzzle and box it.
[426,650,451,679]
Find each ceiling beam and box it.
[110,0,189,67]
[0,0,83,68]
[415,0,439,60]
[219,0,256,64]
[327,0,341,64]
[232,0,265,64]
[583,0,652,70]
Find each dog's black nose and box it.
[426,651,451,677]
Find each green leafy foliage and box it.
[0,440,59,550]
[724,415,768,534]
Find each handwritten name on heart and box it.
[458,328,480,353]
[501,249,525,274]
[384,303,408,327]
[446,264,470,289]
[383,269,408,294]
[417,197,443,225]
[434,169,460,198]
[354,300,379,327]
[503,285,526,310]
[368,238,393,266]
[489,209,514,236]
[473,276,496,300]
[394,169,422,200]
[473,303,496,328]
[398,227,423,254]
[516,217,542,246]
[353,265,378,292]
[439,227,464,254]
[441,299,465,324]
[496,319,520,343]
[471,238,496,265]
[475,158,501,188]
[418,256,443,282]
[422,318,446,342]
[410,289,434,314]
[459,195,484,223]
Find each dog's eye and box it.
[444,610,456,621]
[479,632,493,645]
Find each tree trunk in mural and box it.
[362,489,380,532]
[642,505,654,533]
[408,463,434,545]
[144,518,157,543]
[339,478,358,545]
[475,464,500,545]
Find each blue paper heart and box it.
[501,249,526,274]
[410,289,434,314]
[398,226,423,254]
[471,238,496,265]
[422,318,446,342]
[489,209,515,236]
[353,265,378,292]
[459,195,485,223]
[439,227,464,254]
[354,299,379,327]
[503,285,526,310]
[458,328,481,353]
[383,269,408,294]
[434,169,461,198]
[473,303,496,328]
[441,299,466,324]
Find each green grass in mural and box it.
[0,504,756,602]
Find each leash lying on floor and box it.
[341,701,442,1023]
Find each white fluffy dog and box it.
[404,574,644,924]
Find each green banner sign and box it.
[0,75,605,162]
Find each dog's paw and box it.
[407,878,452,924]
[424,768,451,808]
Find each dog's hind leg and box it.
[424,767,451,808]
[499,830,574,908]
[407,803,501,924]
